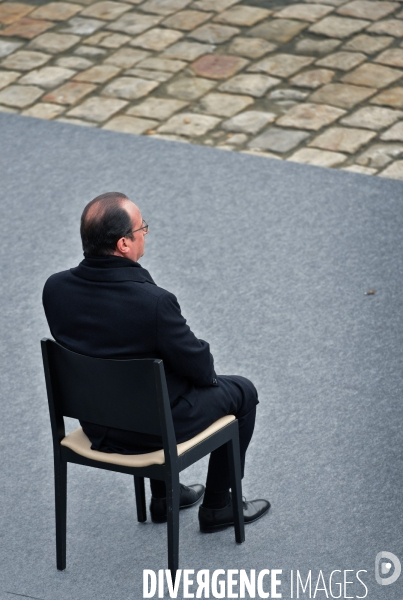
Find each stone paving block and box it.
[28,33,80,54]
[303,0,347,4]
[162,10,212,31]
[102,114,158,132]
[192,0,240,12]
[342,63,403,88]
[198,91,253,116]
[288,147,347,166]
[131,28,183,51]
[367,20,403,37]
[269,89,308,101]
[248,127,310,152]
[242,148,283,158]
[104,48,149,68]
[0,41,23,59]
[42,81,96,104]
[276,102,345,130]
[30,3,82,21]
[0,71,20,90]
[125,67,172,81]
[380,121,403,141]
[56,56,94,70]
[308,16,370,37]
[166,76,215,99]
[309,82,376,108]
[248,54,314,78]
[83,31,129,47]
[192,54,248,79]
[98,33,132,48]
[106,13,161,35]
[290,68,334,89]
[126,96,187,119]
[67,95,128,121]
[214,6,271,27]
[375,48,403,69]
[19,66,76,89]
[140,0,192,15]
[228,37,277,59]
[136,57,186,72]
[357,142,403,167]
[0,3,34,25]
[1,50,51,71]
[342,165,376,175]
[81,32,112,46]
[222,110,275,133]
[223,132,247,144]
[274,4,334,22]
[60,17,105,35]
[378,160,403,179]
[337,1,399,21]
[309,126,376,153]
[0,105,18,114]
[337,0,400,21]
[342,34,393,54]
[370,86,403,108]
[249,19,307,44]
[219,73,280,97]
[74,46,107,58]
[0,84,43,107]
[74,64,120,82]
[341,105,403,130]
[152,132,190,142]
[316,51,366,71]
[162,40,213,60]
[189,23,240,44]
[102,75,159,99]
[295,38,341,55]
[81,1,132,20]
[0,18,54,39]
[22,102,65,119]
[57,117,97,126]
[157,112,220,136]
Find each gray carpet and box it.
[1,112,403,600]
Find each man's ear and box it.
[115,237,129,255]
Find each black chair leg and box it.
[134,476,147,522]
[227,435,245,544]
[54,457,67,570]
[166,476,180,580]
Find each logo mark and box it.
[375,552,401,586]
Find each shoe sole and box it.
[199,505,270,534]
[151,495,204,524]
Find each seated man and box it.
[43,192,270,533]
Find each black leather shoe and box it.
[150,483,205,523]
[199,497,270,533]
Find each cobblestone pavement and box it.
[2,0,403,178]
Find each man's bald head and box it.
[80,192,134,256]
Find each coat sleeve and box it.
[156,291,218,387]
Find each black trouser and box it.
[152,375,258,494]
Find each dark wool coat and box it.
[43,255,228,452]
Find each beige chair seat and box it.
[61,415,236,468]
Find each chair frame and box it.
[41,338,245,577]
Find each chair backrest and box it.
[41,338,174,441]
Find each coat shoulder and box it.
[43,269,71,293]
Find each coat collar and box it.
[71,255,156,284]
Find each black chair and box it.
[41,338,245,577]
